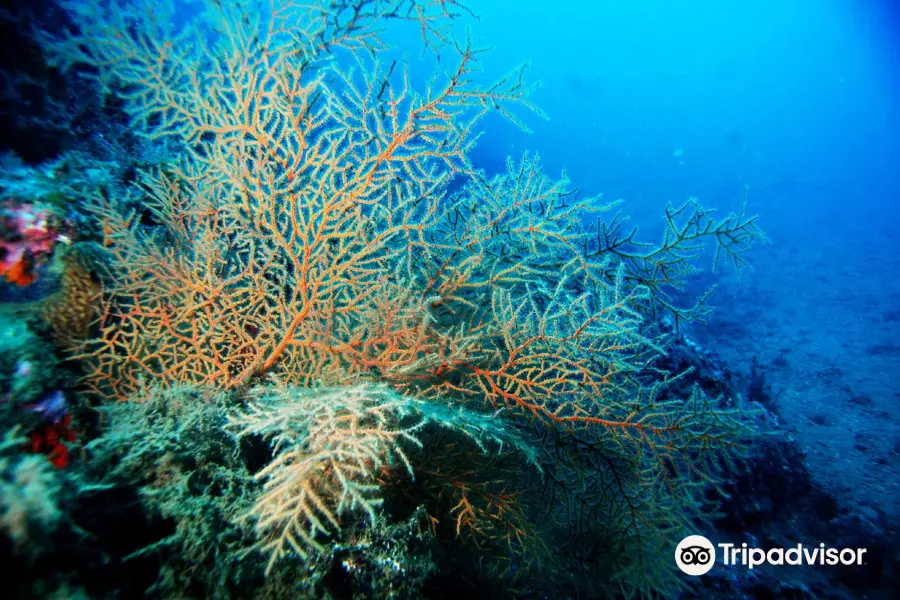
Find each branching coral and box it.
[86,384,260,596]
[228,384,427,572]
[53,0,542,401]
[37,0,765,596]
[228,381,537,574]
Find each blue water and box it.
[476,0,900,211]
[468,0,900,518]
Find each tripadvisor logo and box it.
[675,535,869,576]
[675,535,716,575]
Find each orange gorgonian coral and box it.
[43,1,764,594]
[51,0,544,402]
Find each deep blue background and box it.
[465,0,900,228]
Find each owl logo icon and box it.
[675,535,716,575]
